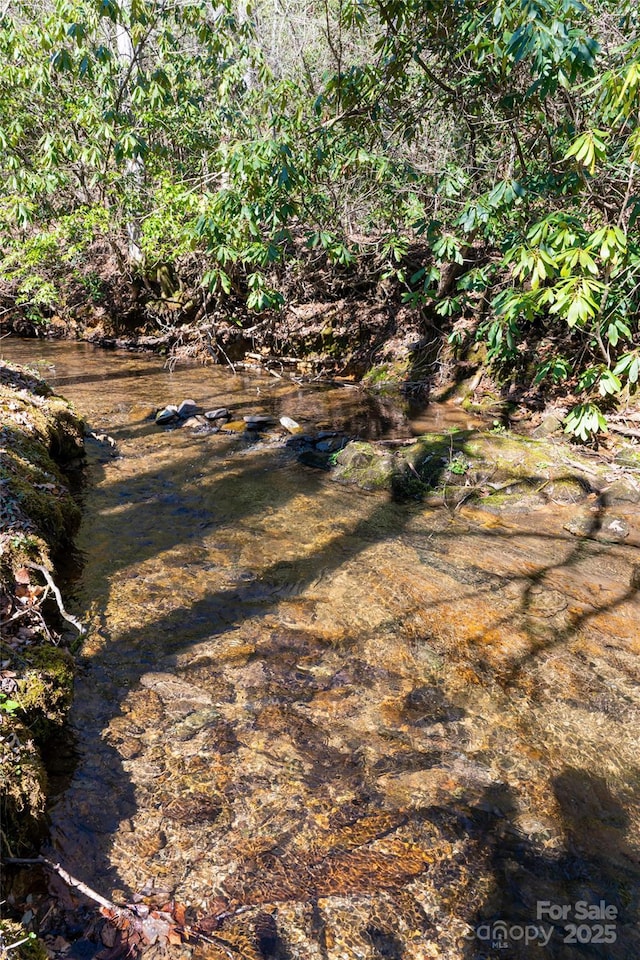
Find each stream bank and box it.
[0,360,84,865]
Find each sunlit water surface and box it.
[3,340,640,959]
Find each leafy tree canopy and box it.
[1,0,639,438]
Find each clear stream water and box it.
[3,340,640,959]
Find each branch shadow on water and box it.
[459,767,640,960]
[25,421,640,959]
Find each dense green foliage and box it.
[1,0,639,437]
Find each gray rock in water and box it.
[315,435,348,453]
[604,476,640,504]
[298,449,332,471]
[155,405,179,424]
[285,434,313,448]
[244,414,275,429]
[564,512,629,542]
[600,516,630,541]
[204,407,230,421]
[280,416,301,434]
[183,416,208,430]
[177,399,201,419]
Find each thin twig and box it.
[208,339,237,375]
[0,608,33,629]
[2,857,121,913]
[25,564,85,635]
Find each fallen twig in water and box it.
[2,857,121,913]
[25,563,85,635]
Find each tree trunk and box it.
[116,13,144,264]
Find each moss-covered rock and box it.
[332,441,397,491]
[332,434,471,500]
[362,358,411,391]
[329,427,635,508]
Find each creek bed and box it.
[2,339,639,960]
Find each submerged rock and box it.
[298,449,333,471]
[564,512,630,542]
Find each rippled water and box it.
[3,340,640,959]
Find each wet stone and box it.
[182,415,208,430]
[604,476,640,504]
[163,793,222,824]
[221,420,249,433]
[285,434,314,448]
[155,405,179,424]
[204,407,230,421]
[401,685,465,725]
[564,512,630,541]
[280,415,302,434]
[171,706,221,741]
[315,435,348,453]
[601,515,631,540]
[177,399,201,419]
[244,414,276,428]
[298,449,332,471]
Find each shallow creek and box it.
[4,341,640,959]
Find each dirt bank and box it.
[0,359,84,864]
[0,245,463,397]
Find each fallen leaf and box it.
[173,903,187,926]
[15,584,43,604]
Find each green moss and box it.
[362,363,391,385]
[0,364,84,856]
[0,720,48,853]
[18,646,74,731]
[1,450,77,541]
[0,533,50,577]
[391,471,428,501]
[363,358,410,389]
[0,921,49,960]
[0,376,84,464]
[615,446,640,469]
